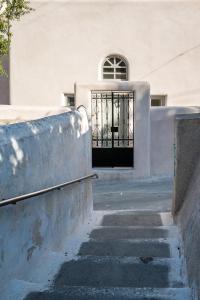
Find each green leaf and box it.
[0,0,33,76]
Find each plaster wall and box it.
[76,81,150,178]
[0,105,70,124]
[0,110,92,294]
[150,106,200,177]
[8,0,200,107]
[173,114,200,299]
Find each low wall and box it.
[173,114,200,299]
[0,109,92,295]
[150,106,200,177]
[0,105,70,125]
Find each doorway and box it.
[91,90,134,167]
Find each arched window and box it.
[102,55,128,80]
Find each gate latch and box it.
[111,126,119,132]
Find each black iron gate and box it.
[91,90,134,167]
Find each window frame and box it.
[151,95,167,107]
[63,93,75,107]
[102,55,128,81]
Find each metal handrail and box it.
[0,173,98,208]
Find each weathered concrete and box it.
[101,212,168,226]
[24,287,192,300]
[173,114,200,299]
[54,256,170,288]
[24,209,190,300]
[93,177,172,211]
[150,106,200,177]
[0,109,93,298]
[79,240,170,258]
[173,113,200,214]
[90,227,171,240]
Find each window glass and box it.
[104,74,115,79]
[64,94,75,107]
[103,55,128,80]
[103,68,115,73]
[116,67,126,73]
[104,60,111,66]
[151,99,161,106]
[116,74,126,80]
[119,61,126,67]
[151,95,167,106]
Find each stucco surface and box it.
[0,110,93,297]
[150,106,200,177]
[173,114,200,214]
[0,105,70,124]
[76,81,150,178]
[173,114,200,299]
[93,177,172,211]
[8,1,200,106]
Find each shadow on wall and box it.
[0,110,93,296]
[150,106,200,177]
[0,111,85,197]
[173,114,200,299]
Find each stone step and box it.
[89,226,175,240]
[78,239,171,257]
[25,287,192,300]
[53,256,184,289]
[101,212,173,227]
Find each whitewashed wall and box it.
[150,106,200,177]
[6,0,200,106]
[76,81,151,178]
[173,114,200,299]
[0,110,92,298]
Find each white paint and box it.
[2,105,200,178]
[0,110,93,300]
[76,81,151,178]
[0,105,70,125]
[174,114,200,299]
[4,1,200,107]
[150,106,200,176]
[1,0,200,179]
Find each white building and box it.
[0,0,200,176]
[2,0,199,107]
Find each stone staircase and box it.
[25,211,192,300]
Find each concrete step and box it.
[101,212,173,227]
[25,287,192,300]
[78,239,171,257]
[89,226,174,240]
[53,256,184,289]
